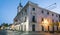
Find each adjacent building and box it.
[13,1,60,32]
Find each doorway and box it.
[42,25,44,31]
[32,24,35,31]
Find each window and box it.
[56,15,58,17]
[32,8,35,11]
[59,15,60,18]
[25,9,27,15]
[52,19,54,22]
[15,19,18,22]
[24,17,26,22]
[47,12,49,15]
[42,18,43,21]
[52,14,54,16]
[32,16,35,22]
[25,9,27,12]
[56,20,58,22]
[59,20,60,22]
[22,12,23,15]
[41,10,44,13]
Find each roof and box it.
[15,1,60,19]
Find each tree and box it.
[1,23,9,27]
[9,24,12,26]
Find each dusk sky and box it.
[0,0,60,25]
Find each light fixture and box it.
[42,18,49,26]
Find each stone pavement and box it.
[0,30,60,35]
[20,32,60,35]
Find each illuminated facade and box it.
[14,1,60,31]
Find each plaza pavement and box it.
[0,30,60,35]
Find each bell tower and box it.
[17,0,23,13]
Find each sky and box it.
[0,0,60,25]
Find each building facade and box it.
[13,1,60,32]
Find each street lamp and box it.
[42,18,49,26]
[42,18,50,31]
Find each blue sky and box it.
[0,0,60,25]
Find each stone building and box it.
[13,1,60,32]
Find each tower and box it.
[17,0,23,13]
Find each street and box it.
[0,30,60,35]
